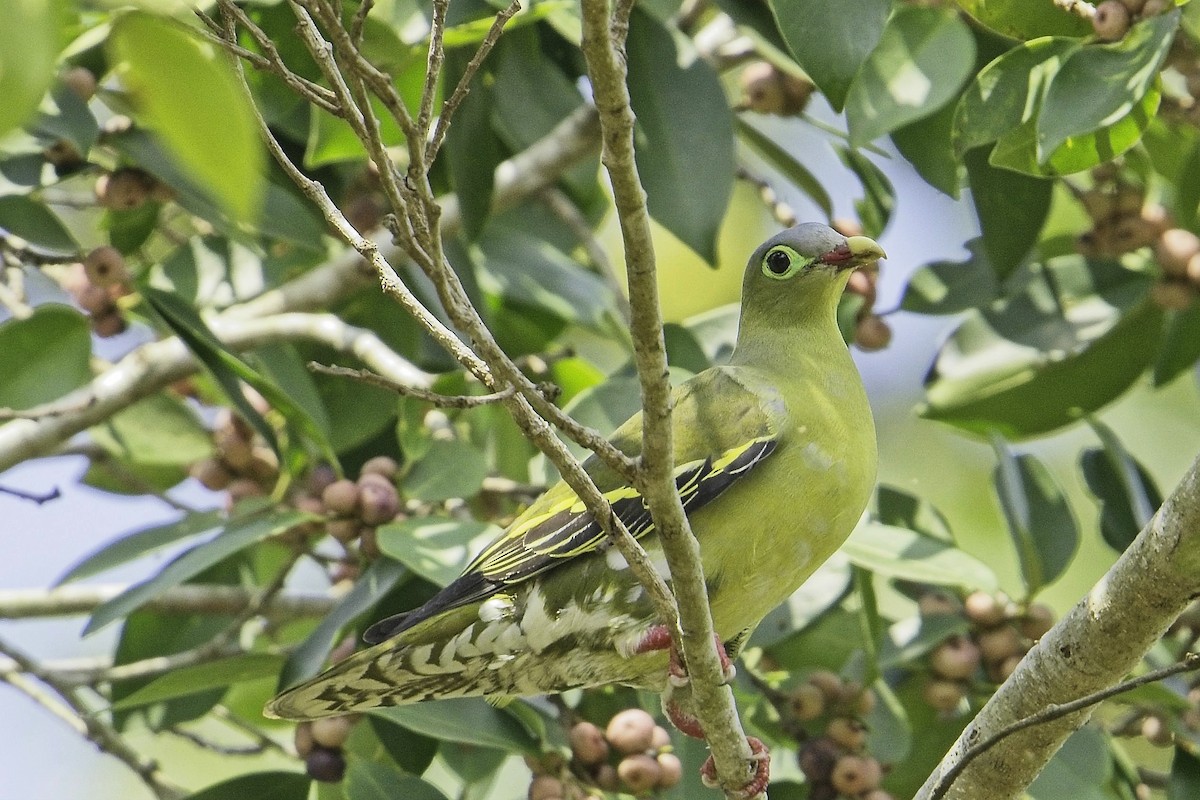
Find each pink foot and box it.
[633,625,736,687]
[663,693,706,739]
[700,737,771,799]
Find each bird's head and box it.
[740,223,886,323]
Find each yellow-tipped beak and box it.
[845,235,887,265]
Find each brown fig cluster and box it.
[189,408,281,506]
[60,247,132,337]
[95,166,173,210]
[315,456,403,560]
[832,219,891,352]
[527,709,681,800]
[294,713,359,783]
[919,591,1055,714]
[789,671,891,800]
[738,61,816,116]
[1091,0,1173,42]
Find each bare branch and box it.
[309,362,518,408]
[540,187,632,325]
[0,583,335,621]
[0,483,60,504]
[419,0,450,137]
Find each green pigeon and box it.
[266,223,882,733]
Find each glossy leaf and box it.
[992,438,1078,597]
[111,652,284,710]
[443,55,502,240]
[57,511,223,585]
[377,517,498,587]
[278,558,408,689]
[0,304,91,411]
[844,522,997,591]
[1027,725,1113,800]
[1169,746,1200,800]
[770,0,890,110]
[836,146,895,238]
[403,439,489,503]
[627,8,733,263]
[0,195,79,258]
[900,238,999,314]
[953,0,1091,39]
[845,6,975,146]
[368,716,439,775]
[736,118,832,218]
[85,508,314,634]
[372,697,540,755]
[892,100,960,197]
[1081,421,1162,553]
[346,762,450,800]
[752,552,853,648]
[87,392,214,493]
[1153,303,1200,386]
[184,772,310,800]
[964,147,1052,279]
[109,12,264,220]
[1037,11,1178,162]
[876,485,954,542]
[0,0,63,139]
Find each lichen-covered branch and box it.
[578,0,756,795]
[916,450,1200,800]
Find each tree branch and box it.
[308,362,518,408]
[0,584,335,620]
[579,0,756,796]
[916,450,1200,799]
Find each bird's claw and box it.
[699,737,771,799]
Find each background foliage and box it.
[3,0,1200,799]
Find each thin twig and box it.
[308,361,518,408]
[418,0,450,137]
[426,0,521,163]
[0,483,60,504]
[350,0,373,44]
[928,653,1200,800]
[540,188,632,325]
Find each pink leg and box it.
[633,625,736,685]
[700,737,771,799]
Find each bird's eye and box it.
[766,250,791,275]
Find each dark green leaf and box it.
[835,146,895,239]
[29,84,99,156]
[892,100,960,197]
[109,12,265,219]
[376,516,498,587]
[884,675,970,798]
[0,0,63,139]
[769,0,890,110]
[368,715,439,775]
[0,195,79,257]
[1037,11,1177,162]
[1027,726,1113,800]
[105,201,163,254]
[0,304,91,410]
[402,439,489,503]
[441,741,508,786]
[955,0,1090,39]
[992,438,1078,597]
[279,557,407,689]
[184,772,310,800]
[345,762,449,800]
[751,553,852,648]
[444,52,502,240]
[900,238,999,314]
[877,612,971,670]
[57,511,223,585]
[111,652,285,710]
[876,485,953,542]
[85,508,314,634]
[627,8,733,263]
[1154,303,1200,386]
[372,697,540,755]
[1081,422,1162,553]
[845,6,975,146]
[844,523,997,591]
[1169,746,1200,800]
[735,118,832,218]
[964,147,1052,280]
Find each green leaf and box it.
[86,391,214,493]
[752,553,853,648]
[377,517,498,587]
[769,0,890,110]
[30,83,100,156]
[402,439,489,503]
[954,0,1091,40]
[57,511,223,585]
[1154,303,1200,386]
[109,12,265,220]
[845,6,975,146]
[0,304,90,410]
[964,147,1052,279]
[279,558,408,690]
[111,652,285,710]
[1037,11,1178,163]
[144,287,338,473]
[923,298,1163,438]
[835,146,895,239]
[1169,746,1200,800]
[891,99,960,197]
[1027,725,1113,800]
[735,119,832,218]
[900,238,999,314]
[372,697,540,755]
[444,52,502,240]
[0,0,64,139]
[992,438,1078,597]
[0,195,79,258]
[368,716,439,775]
[85,508,314,634]
[1081,421,1162,553]
[627,8,733,263]
[844,523,997,591]
[184,772,310,800]
[876,485,954,542]
[346,762,450,800]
